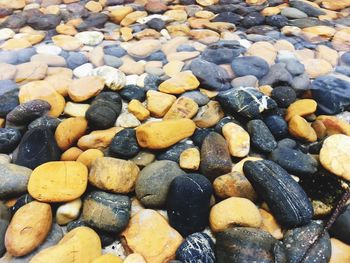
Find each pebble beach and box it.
[1,0,350,262]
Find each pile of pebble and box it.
[1,0,350,262]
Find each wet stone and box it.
[247,119,277,153]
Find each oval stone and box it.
[5,201,52,257]
[82,190,131,233]
[243,160,313,228]
[28,161,88,202]
[167,173,212,236]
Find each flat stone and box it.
[0,163,31,199]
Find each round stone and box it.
[231,56,270,79]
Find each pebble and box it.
[216,227,285,263]
[122,209,183,263]
[247,119,277,153]
[136,119,196,149]
[13,128,60,169]
[0,163,31,199]
[29,227,101,263]
[320,134,350,181]
[330,239,350,263]
[56,198,82,225]
[231,56,269,79]
[136,160,185,208]
[213,171,256,201]
[68,76,104,102]
[283,220,331,263]
[5,201,52,257]
[0,128,21,154]
[329,204,350,244]
[243,160,313,227]
[82,190,131,233]
[176,232,215,263]
[167,173,212,236]
[28,161,88,202]
[222,122,250,157]
[200,132,232,181]
[90,66,126,91]
[89,157,139,194]
[209,197,262,232]
[109,128,140,158]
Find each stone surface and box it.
[136,160,185,208]
[136,119,196,149]
[89,157,139,193]
[56,198,82,225]
[82,190,131,233]
[28,161,88,202]
[167,173,212,236]
[0,128,21,154]
[244,160,313,227]
[29,227,101,263]
[68,76,104,102]
[209,197,262,232]
[5,201,52,257]
[247,119,277,153]
[109,128,140,159]
[122,209,183,263]
[200,132,232,181]
[0,163,31,199]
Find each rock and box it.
[60,147,83,161]
[0,89,19,118]
[15,62,47,83]
[163,97,198,120]
[115,112,140,128]
[285,60,305,76]
[283,221,331,263]
[243,160,313,227]
[190,58,231,91]
[0,163,31,199]
[216,227,285,263]
[78,127,121,150]
[75,31,104,46]
[66,52,88,69]
[90,66,125,91]
[68,76,104,102]
[159,71,200,94]
[270,147,318,175]
[5,201,52,257]
[136,119,196,149]
[1,39,32,51]
[76,149,104,168]
[28,161,88,202]
[85,92,122,130]
[122,209,182,263]
[167,174,212,236]
[259,63,293,87]
[285,99,317,122]
[247,119,277,153]
[288,115,317,142]
[231,56,269,79]
[271,86,296,108]
[82,190,131,233]
[128,100,150,121]
[213,171,256,201]
[330,238,350,263]
[89,157,139,193]
[6,99,51,126]
[18,80,65,118]
[289,0,325,17]
[124,253,147,263]
[131,151,155,168]
[193,101,224,128]
[146,90,176,117]
[52,35,82,51]
[0,128,21,153]
[136,160,185,208]
[302,59,332,78]
[222,122,250,157]
[180,91,209,106]
[329,204,350,244]
[8,223,64,263]
[64,102,89,118]
[210,197,261,232]
[120,85,146,102]
[54,117,88,151]
[179,147,200,170]
[200,132,232,181]
[201,41,245,65]
[217,87,277,119]
[176,232,215,263]
[311,75,350,115]
[29,227,101,263]
[13,128,60,169]
[246,41,277,65]
[109,129,140,159]
[0,63,16,80]
[109,6,133,23]
[0,219,8,257]
[127,39,161,59]
[259,209,283,240]
[263,115,288,139]
[320,134,350,181]
[28,116,60,132]
[31,54,66,67]
[281,7,308,18]
[316,45,338,67]
[56,199,82,225]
